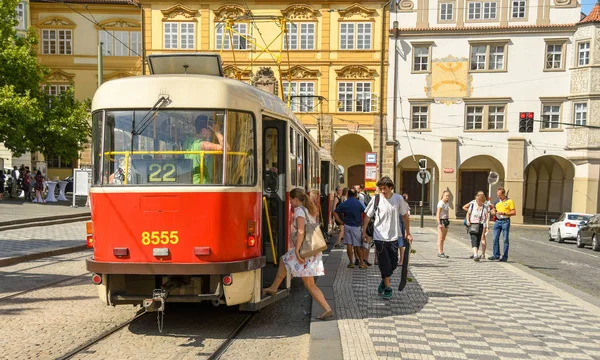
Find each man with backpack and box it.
[362,176,412,300]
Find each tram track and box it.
[0,253,90,274]
[208,312,256,360]
[0,272,88,302]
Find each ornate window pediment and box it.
[95,18,141,30]
[37,16,76,28]
[104,71,134,81]
[338,3,377,19]
[161,4,199,22]
[335,65,375,79]
[222,65,252,80]
[281,65,319,79]
[214,5,251,22]
[45,70,75,84]
[281,4,319,20]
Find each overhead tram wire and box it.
[37,0,142,59]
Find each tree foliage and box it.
[0,0,91,160]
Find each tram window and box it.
[296,133,304,188]
[99,109,256,186]
[92,111,103,186]
[225,112,255,185]
[290,129,296,186]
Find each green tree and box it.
[0,0,90,160]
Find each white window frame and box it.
[578,41,590,66]
[340,22,372,50]
[574,103,587,126]
[541,104,561,129]
[545,43,564,70]
[483,2,497,19]
[285,23,298,50]
[16,2,26,30]
[439,3,454,21]
[41,29,72,55]
[487,105,505,130]
[216,23,248,50]
[413,46,430,72]
[467,2,496,20]
[470,43,506,71]
[44,84,70,96]
[338,82,354,112]
[468,2,482,20]
[299,23,315,50]
[163,22,195,49]
[411,105,429,130]
[338,82,373,113]
[511,0,526,18]
[283,81,315,112]
[466,106,484,130]
[99,30,142,56]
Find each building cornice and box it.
[389,24,577,37]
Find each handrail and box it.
[103,150,248,184]
[263,196,277,265]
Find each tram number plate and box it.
[142,231,179,246]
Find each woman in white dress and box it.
[263,188,333,320]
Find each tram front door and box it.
[262,118,288,287]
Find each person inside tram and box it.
[184,114,226,184]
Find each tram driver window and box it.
[100,109,257,186]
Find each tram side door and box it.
[262,118,287,287]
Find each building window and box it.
[47,155,73,169]
[16,2,25,29]
[541,104,560,129]
[578,42,590,66]
[44,84,70,96]
[512,0,526,18]
[470,43,506,71]
[468,2,497,20]
[574,103,587,126]
[488,105,505,130]
[99,31,141,56]
[285,23,315,50]
[413,46,430,72]
[340,22,372,50]
[164,22,195,49]
[283,81,315,112]
[338,82,373,112]
[42,29,72,55]
[216,23,248,50]
[466,106,484,130]
[545,43,564,70]
[411,106,429,129]
[440,3,454,21]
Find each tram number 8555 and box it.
[142,231,179,245]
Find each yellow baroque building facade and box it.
[30,0,389,184]
[29,0,143,179]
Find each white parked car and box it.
[549,212,593,243]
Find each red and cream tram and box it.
[86,54,336,311]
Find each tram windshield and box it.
[92,109,255,186]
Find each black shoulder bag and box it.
[365,194,380,237]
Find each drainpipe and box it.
[140,2,145,75]
[392,19,399,189]
[378,1,389,178]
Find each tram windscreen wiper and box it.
[131,96,170,139]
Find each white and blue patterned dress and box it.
[282,206,325,277]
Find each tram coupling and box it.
[142,278,182,313]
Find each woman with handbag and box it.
[465,192,489,262]
[263,188,333,320]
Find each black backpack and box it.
[365,194,380,237]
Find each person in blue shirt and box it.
[333,188,367,269]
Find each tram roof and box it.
[91,74,301,126]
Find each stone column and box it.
[506,137,526,224]
[571,153,600,213]
[439,138,458,218]
[320,114,334,154]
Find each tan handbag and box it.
[294,207,327,258]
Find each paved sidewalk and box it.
[0,197,89,225]
[331,228,600,360]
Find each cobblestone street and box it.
[333,228,600,360]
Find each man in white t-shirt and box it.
[361,176,412,300]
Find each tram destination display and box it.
[130,158,193,184]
